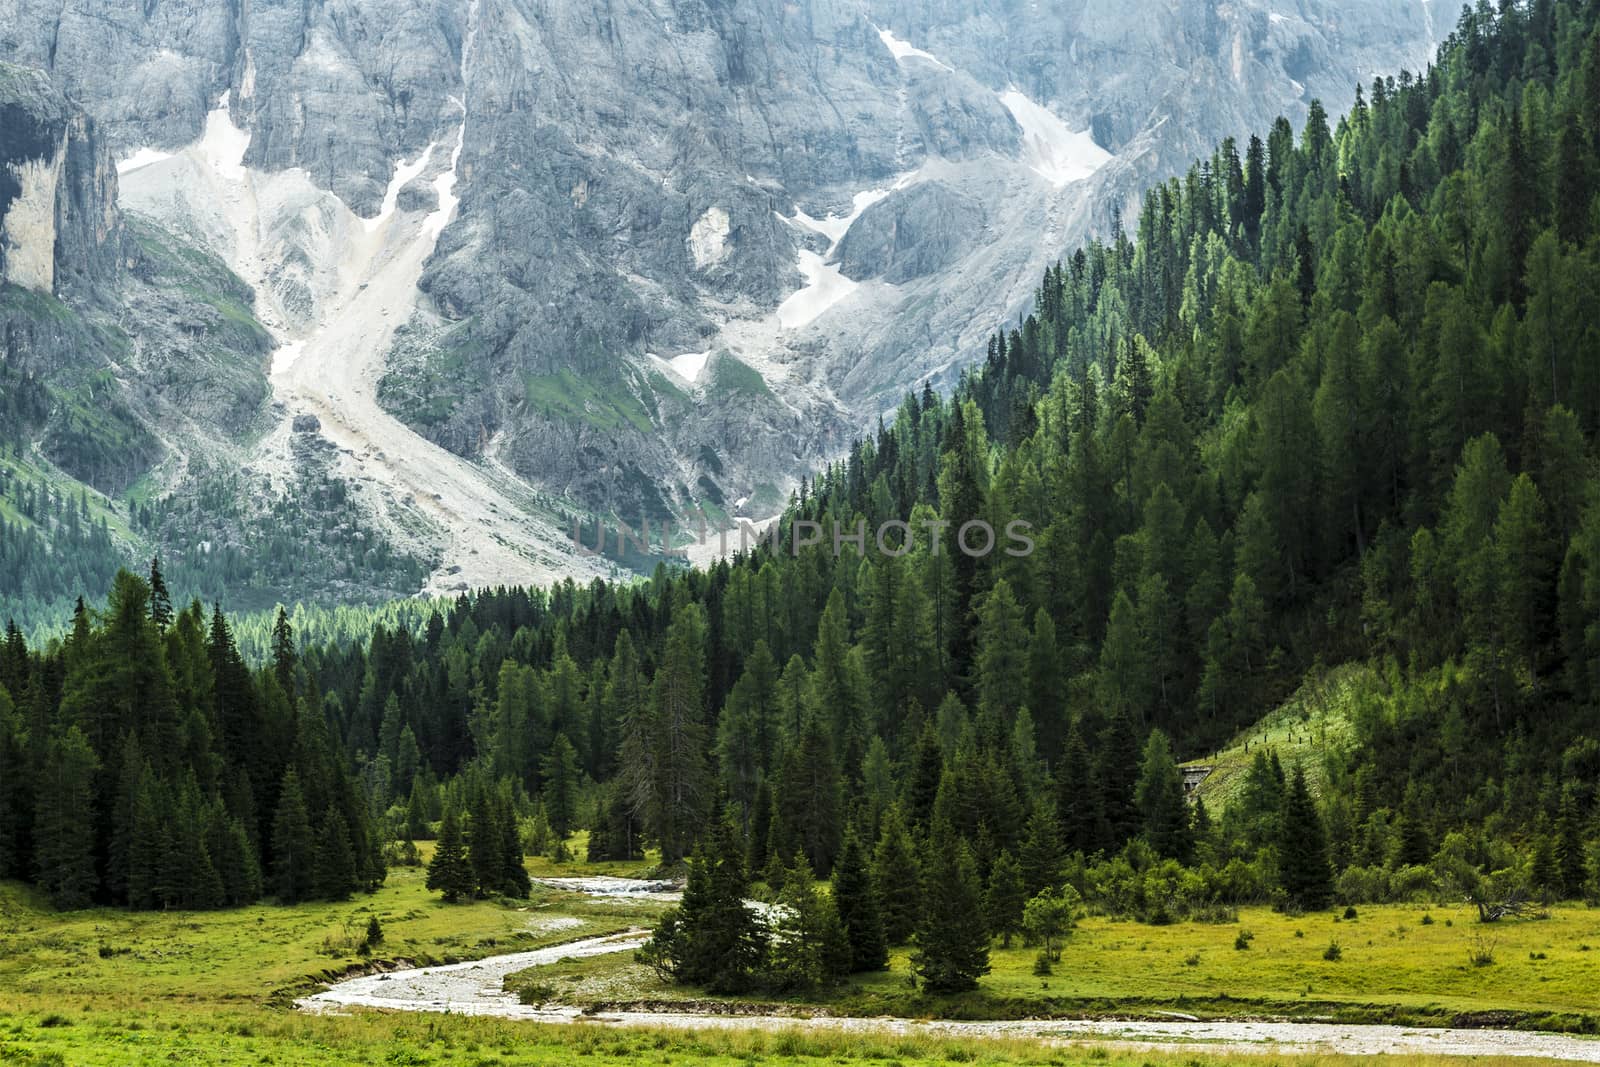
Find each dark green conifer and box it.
[1136,729,1193,862]
[270,769,316,904]
[832,827,888,971]
[426,805,475,903]
[33,726,100,909]
[911,821,990,993]
[984,849,1026,947]
[315,806,357,901]
[1019,802,1065,897]
[872,805,921,945]
[1278,767,1332,909]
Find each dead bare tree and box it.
[1469,891,1531,923]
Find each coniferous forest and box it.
[4,0,1600,1004]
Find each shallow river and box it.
[299,883,1600,1062]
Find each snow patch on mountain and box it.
[776,171,924,331]
[777,250,858,330]
[997,89,1110,186]
[651,350,711,383]
[875,26,953,71]
[116,148,173,175]
[197,92,250,182]
[272,339,305,376]
[425,117,466,240]
[364,145,435,233]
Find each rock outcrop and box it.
[0,62,118,294]
[836,183,986,284]
[1,61,269,495]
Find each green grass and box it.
[1184,662,1369,807]
[191,288,274,343]
[523,369,655,434]
[0,860,648,1008]
[0,282,75,322]
[3,1008,1548,1067]
[646,368,690,406]
[2,852,1596,1064]
[707,354,774,400]
[522,832,658,880]
[515,901,1600,1031]
[0,451,143,543]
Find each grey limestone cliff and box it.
[2,0,1436,557]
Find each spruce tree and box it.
[984,849,1026,947]
[908,721,945,830]
[426,805,474,903]
[108,733,146,902]
[33,726,100,909]
[497,791,531,898]
[1018,802,1064,897]
[774,711,843,877]
[1397,804,1432,868]
[271,607,297,694]
[872,805,921,945]
[271,769,316,904]
[0,686,23,881]
[747,778,774,874]
[126,774,163,909]
[466,788,503,896]
[832,828,888,971]
[655,816,767,992]
[541,733,580,840]
[148,556,173,631]
[1096,710,1142,850]
[1532,825,1561,897]
[1136,729,1193,862]
[769,861,849,990]
[1556,789,1588,900]
[219,816,263,904]
[1278,767,1332,909]
[405,783,430,841]
[315,807,358,901]
[911,822,990,993]
[1056,719,1095,854]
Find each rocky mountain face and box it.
[0,63,118,295]
[1,61,441,618]
[1,0,1436,599]
[2,60,271,493]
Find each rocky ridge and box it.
[1,0,1437,596]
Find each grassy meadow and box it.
[0,838,664,1007]
[517,900,1600,1031]
[3,837,1599,1065]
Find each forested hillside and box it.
[1,2,1597,997]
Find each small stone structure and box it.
[1181,765,1214,798]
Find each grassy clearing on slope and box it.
[706,353,774,400]
[1184,662,1369,807]
[518,901,1600,1031]
[523,369,655,434]
[0,451,141,543]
